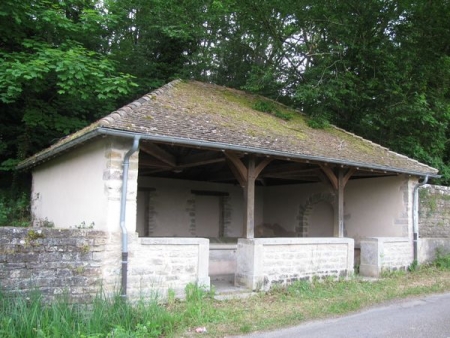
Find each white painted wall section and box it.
[32,139,109,229]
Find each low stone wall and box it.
[417,185,450,263]
[0,228,211,302]
[360,237,412,277]
[419,185,450,238]
[418,238,450,264]
[235,238,354,291]
[0,227,108,303]
[128,237,210,299]
[209,243,237,277]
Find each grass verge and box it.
[1,260,450,337]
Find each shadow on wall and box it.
[255,223,298,237]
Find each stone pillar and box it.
[235,238,264,290]
[104,138,139,233]
[360,237,413,277]
[359,238,382,277]
[197,239,211,288]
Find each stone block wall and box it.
[0,228,210,302]
[360,237,412,277]
[209,243,237,277]
[127,236,210,299]
[419,185,450,238]
[419,238,450,263]
[235,238,354,291]
[0,227,108,303]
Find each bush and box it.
[434,249,450,269]
[0,191,30,227]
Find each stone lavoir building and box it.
[16,80,438,300]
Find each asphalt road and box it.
[230,293,450,338]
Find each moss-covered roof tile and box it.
[18,79,438,176]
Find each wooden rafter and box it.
[254,157,273,177]
[226,158,246,187]
[225,153,248,185]
[343,168,356,186]
[319,165,356,190]
[320,165,339,190]
[140,143,176,167]
[138,157,172,168]
[178,151,225,168]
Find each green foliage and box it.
[74,221,95,230]
[1,267,450,337]
[0,0,137,180]
[0,291,178,338]
[307,115,330,129]
[185,283,210,303]
[408,260,419,272]
[2,0,450,186]
[253,100,293,121]
[433,249,450,269]
[0,192,30,227]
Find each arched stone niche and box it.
[297,192,336,237]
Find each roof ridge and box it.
[99,79,182,126]
[332,126,438,173]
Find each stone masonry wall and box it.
[127,236,210,299]
[0,227,109,303]
[381,239,413,269]
[360,238,412,277]
[235,238,354,291]
[0,228,210,303]
[419,185,450,238]
[262,242,353,287]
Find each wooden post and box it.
[226,153,271,239]
[244,155,256,238]
[335,169,345,237]
[322,167,354,238]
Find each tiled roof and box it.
[18,80,438,176]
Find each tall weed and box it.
[0,291,178,338]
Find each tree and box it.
[0,0,136,176]
[293,0,450,182]
[2,0,449,185]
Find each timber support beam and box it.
[319,165,356,237]
[226,153,272,238]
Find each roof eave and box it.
[98,128,440,179]
[17,126,439,178]
[16,129,102,171]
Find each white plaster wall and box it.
[263,182,331,233]
[309,201,334,236]
[137,177,248,237]
[255,187,264,230]
[263,175,412,243]
[345,176,411,245]
[32,139,109,230]
[137,174,412,243]
[196,195,220,237]
[136,192,147,235]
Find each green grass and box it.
[2,257,450,337]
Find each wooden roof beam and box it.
[177,151,226,168]
[140,143,176,167]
